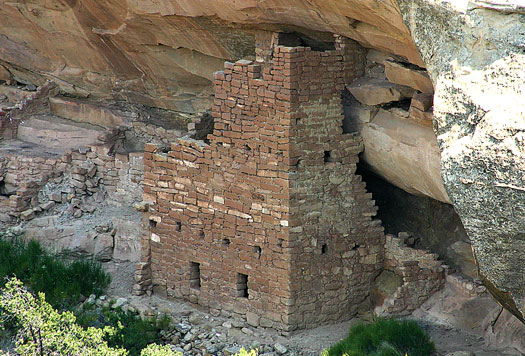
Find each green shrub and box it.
[0,277,127,356]
[77,304,171,356]
[0,233,110,309]
[1,277,259,356]
[139,344,182,356]
[323,318,434,356]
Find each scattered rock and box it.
[274,342,288,355]
[112,297,128,309]
[241,327,253,335]
[40,201,55,210]
[20,209,35,221]
[189,313,203,325]
[223,345,242,356]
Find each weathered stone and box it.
[384,59,434,93]
[0,0,422,112]
[408,106,433,126]
[20,209,35,221]
[17,114,104,150]
[49,192,62,202]
[94,233,114,262]
[347,78,414,106]
[411,92,433,112]
[274,343,287,355]
[398,0,525,322]
[112,297,128,309]
[40,201,55,211]
[358,109,449,203]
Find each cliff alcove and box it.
[0,0,524,353]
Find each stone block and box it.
[347,77,414,106]
[20,209,35,221]
[384,59,434,93]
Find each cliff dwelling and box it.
[0,0,524,353]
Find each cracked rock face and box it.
[398,0,525,322]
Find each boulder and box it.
[398,0,525,322]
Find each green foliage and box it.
[139,344,181,356]
[0,278,259,356]
[323,318,435,356]
[0,277,127,356]
[77,304,171,356]
[236,348,258,356]
[0,234,110,309]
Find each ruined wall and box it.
[373,234,446,316]
[0,83,54,140]
[0,141,143,221]
[139,36,385,332]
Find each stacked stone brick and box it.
[375,234,447,315]
[0,143,143,221]
[0,153,66,219]
[0,83,55,140]
[139,34,385,332]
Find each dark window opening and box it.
[321,243,328,254]
[277,32,335,51]
[190,262,201,290]
[236,273,249,298]
[200,230,205,239]
[352,244,360,251]
[149,219,157,228]
[222,238,231,246]
[277,239,284,248]
[191,112,214,144]
[253,246,262,258]
[175,221,182,232]
[0,181,16,197]
[245,144,251,151]
[324,151,333,163]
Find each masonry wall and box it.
[0,142,143,221]
[142,35,385,332]
[374,234,447,316]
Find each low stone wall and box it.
[0,141,143,221]
[374,234,447,316]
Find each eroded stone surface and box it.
[0,0,423,112]
[398,0,525,321]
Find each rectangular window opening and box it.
[324,150,333,163]
[175,221,182,232]
[236,273,249,298]
[190,262,201,290]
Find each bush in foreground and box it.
[77,303,171,356]
[323,318,434,356]
[0,277,258,356]
[0,277,126,356]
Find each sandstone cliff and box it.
[1,0,524,327]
